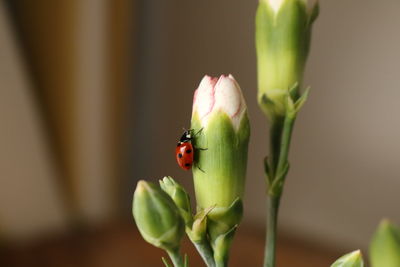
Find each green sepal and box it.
[294,87,310,113]
[370,219,400,267]
[212,225,238,266]
[331,250,364,267]
[258,92,287,119]
[268,161,290,196]
[259,83,310,122]
[187,206,214,242]
[206,198,243,243]
[205,198,242,267]
[187,207,216,267]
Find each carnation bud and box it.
[191,74,250,209]
[132,180,184,251]
[256,0,318,118]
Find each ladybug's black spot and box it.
[185,163,191,167]
[178,153,183,158]
[177,143,181,147]
[186,149,192,153]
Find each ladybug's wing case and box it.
[175,143,194,170]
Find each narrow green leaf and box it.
[162,257,173,267]
[264,156,273,184]
[294,87,310,112]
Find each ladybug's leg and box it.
[196,165,205,173]
[193,127,204,137]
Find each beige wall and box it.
[134,0,400,251]
[278,0,400,250]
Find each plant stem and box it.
[264,114,296,267]
[264,195,280,267]
[167,248,185,267]
[214,243,228,267]
[277,115,296,174]
[268,116,285,177]
[193,241,215,267]
[215,258,227,267]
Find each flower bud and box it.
[256,0,318,118]
[331,250,364,267]
[132,180,185,251]
[159,176,192,226]
[191,74,250,209]
[370,219,400,267]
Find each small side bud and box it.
[370,219,400,267]
[331,250,364,267]
[132,180,185,251]
[160,176,193,226]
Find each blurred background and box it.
[1,0,399,266]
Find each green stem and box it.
[268,116,285,177]
[192,241,215,267]
[264,114,296,267]
[276,115,296,175]
[264,195,280,267]
[215,258,227,267]
[214,244,228,267]
[167,248,185,267]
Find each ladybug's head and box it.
[179,130,192,143]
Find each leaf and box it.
[268,161,290,196]
[264,156,273,184]
[294,87,310,112]
[162,257,173,267]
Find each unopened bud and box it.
[331,250,364,267]
[132,180,184,251]
[370,219,400,267]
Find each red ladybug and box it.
[176,130,194,170]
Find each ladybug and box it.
[176,130,194,170]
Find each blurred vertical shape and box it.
[128,0,171,198]
[0,1,68,240]
[73,0,112,223]
[5,0,94,223]
[106,0,136,216]
[5,0,79,219]
[5,0,136,226]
